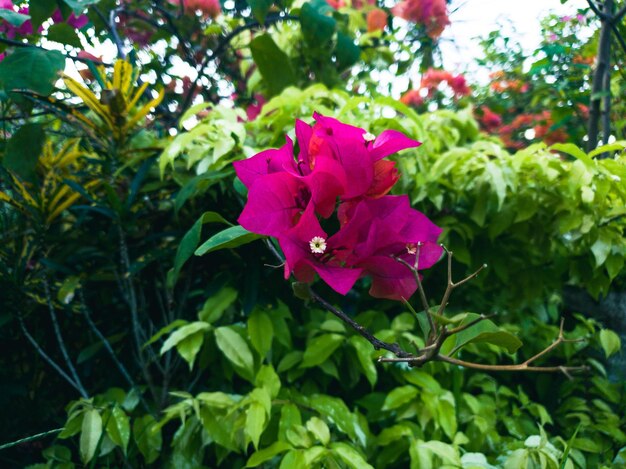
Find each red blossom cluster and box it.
[400,68,470,107]
[489,71,530,94]
[391,0,450,39]
[497,111,567,149]
[234,114,442,300]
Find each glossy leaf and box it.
[195,225,262,256]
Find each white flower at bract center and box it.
[363,132,376,142]
[309,236,327,254]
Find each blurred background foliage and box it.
[0,0,626,467]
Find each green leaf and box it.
[300,333,343,368]
[198,287,238,323]
[250,34,297,97]
[176,331,206,370]
[0,10,30,26]
[248,309,274,357]
[279,450,306,468]
[62,0,101,15]
[330,442,374,469]
[247,0,273,24]
[160,322,210,355]
[144,319,188,349]
[170,211,234,287]
[57,276,80,305]
[279,404,302,442]
[306,417,330,446]
[30,0,58,31]
[47,23,83,48]
[246,441,292,467]
[79,409,102,464]
[442,313,523,354]
[307,395,358,442]
[215,326,255,377]
[382,385,419,411]
[246,401,267,450]
[255,364,281,399]
[335,32,360,70]
[133,415,162,464]
[349,336,377,387]
[195,225,262,256]
[106,406,130,455]
[300,3,336,46]
[551,143,594,168]
[599,329,621,358]
[591,233,611,267]
[3,124,45,182]
[0,48,66,99]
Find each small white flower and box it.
[611,174,621,182]
[309,236,327,254]
[363,132,376,142]
[406,242,422,254]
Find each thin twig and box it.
[0,428,63,452]
[43,278,88,397]
[19,317,87,397]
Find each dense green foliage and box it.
[1,0,626,468]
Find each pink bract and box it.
[234,114,441,300]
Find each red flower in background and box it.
[367,8,388,32]
[391,0,450,39]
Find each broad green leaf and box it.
[277,351,302,372]
[248,309,274,357]
[286,425,312,448]
[335,32,360,70]
[300,333,343,368]
[279,403,302,442]
[599,329,621,358]
[59,410,84,439]
[144,320,188,349]
[419,440,461,465]
[307,395,358,442]
[196,391,238,409]
[300,3,336,46]
[30,0,58,31]
[215,326,255,377]
[330,442,374,469]
[382,385,419,411]
[306,417,330,446]
[3,124,45,182]
[47,23,82,48]
[133,415,162,464]
[176,331,206,370]
[246,401,267,449]
[170,212,233,286]
[255,364,281,398]
[106,406,130,454]
[442,313,522,354]
[591,233,611,267]
[160,322,210,355]
[589,142,626,158]
[79,409,102,464]
[62,0,101,14]
[349,336,377,387]
[0,48,66,99]
[247,0,273,23]
[198,287,238,323]
[0,9,30,26]
[551,143,594,168]
[250,34,296,97]
[279,450,306,469]
[246,441,292,467]
[195,225,262,256]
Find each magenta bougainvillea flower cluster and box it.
[234,114,442,301]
